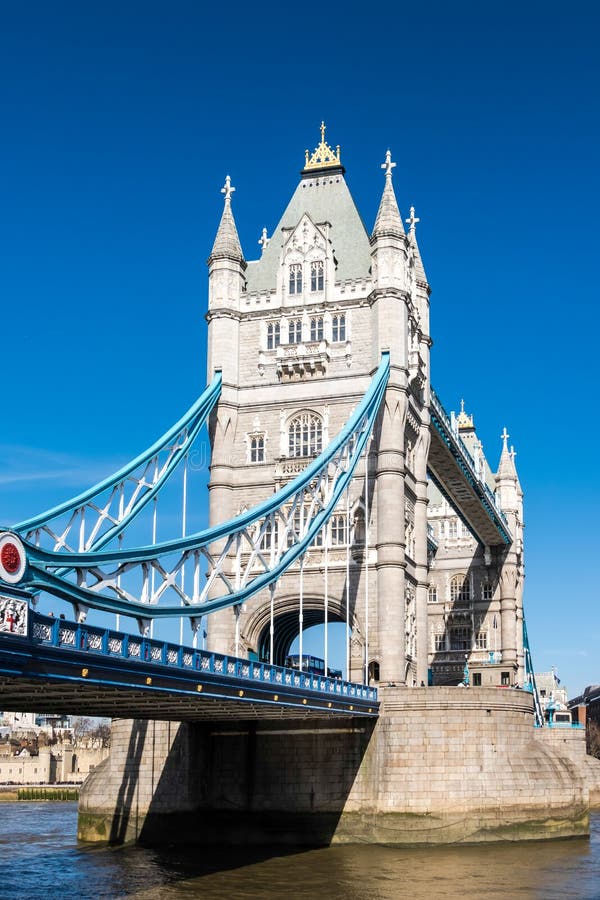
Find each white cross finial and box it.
[460,398,465,414]
[406,205,420,232]
[258,227,269,252]
[510,445,517,461]
[381,149,396,178]
[221,175,235,202]
[501,427,510,449]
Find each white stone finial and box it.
[406,205,420,232]
[258,227,269,252]
[381,149,396,178]
[221,175,235,202]
[510,445,517,462]
[501,427,510,450]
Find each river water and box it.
[2,802,600,899]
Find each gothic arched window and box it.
[330,513,347,545]
[289,263,302,294]
[288,318,302,344]
[260,519,278,551]
[428,584,438,603]
[310,316,323,342]
[368,660,380,683]
[267,322,280,350]
[450,574,471,605]
[353,507,365,545]
[332,313,346,342]
[310,260,324,292]
[288,412,322,458]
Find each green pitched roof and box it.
[245,172,372,293]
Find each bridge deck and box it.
[0,610,378,721]
[429,391,512,547]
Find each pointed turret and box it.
[209,175,245,264]
[406,206,427,284]
[370,150,409,296]
[495,427,521,519]
[207,175,246,384]
[372,150,405,238]
[496,427,517,481]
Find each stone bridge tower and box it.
[205,127,432,686]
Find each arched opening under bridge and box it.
[256,610,349,671]
[244,597,351,670]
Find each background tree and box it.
[587,720,600,759]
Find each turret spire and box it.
[406,206,420,233]
[258,227,269,254]
[209,175,245,263]
[372,149,405,238]
[405,203,427,284]
[497,427,517,480]
[303,121,342,172]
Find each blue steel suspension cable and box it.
[12,372,222,552]
[15,354,390,620]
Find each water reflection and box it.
[1,803,598,900]
[130,829,597,900]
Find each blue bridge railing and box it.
[28,611,378,704]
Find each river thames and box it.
[2,802,599,899]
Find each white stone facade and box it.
[204,131,523,689]
[427,412,525,686]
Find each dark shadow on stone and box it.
[109,719,149,843]
[430,554,501,685]
[137,716,375,849]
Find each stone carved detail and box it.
[33,621,52,642]
[59,627,76,646]
[351,636,363,658]
[0,596,28,636]
[87,632,103,650]
[406,407,420,435]
[405,583,417,660]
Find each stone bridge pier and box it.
[78,687,599,846]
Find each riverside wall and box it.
[78,687,597,846]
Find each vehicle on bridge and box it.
[285,654,342,679]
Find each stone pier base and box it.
[78,687,599,846]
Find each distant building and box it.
[535,670,571,724]
[427,406,524,687]
[2,712,37,729]
[0,740,109,784]
[569,684,600,728]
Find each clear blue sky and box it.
[1,1,599,694]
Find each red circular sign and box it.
[1,542,21,574]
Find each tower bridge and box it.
[1,126,596,846]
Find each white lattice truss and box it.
[15,374,221,556]
[20,356,389,625]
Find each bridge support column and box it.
[206,392,239,655]
[414,420,431,686]
[500,565,518,673]
[375,384,407,684]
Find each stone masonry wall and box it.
[536,725,600,806]
[79,688,594,846]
